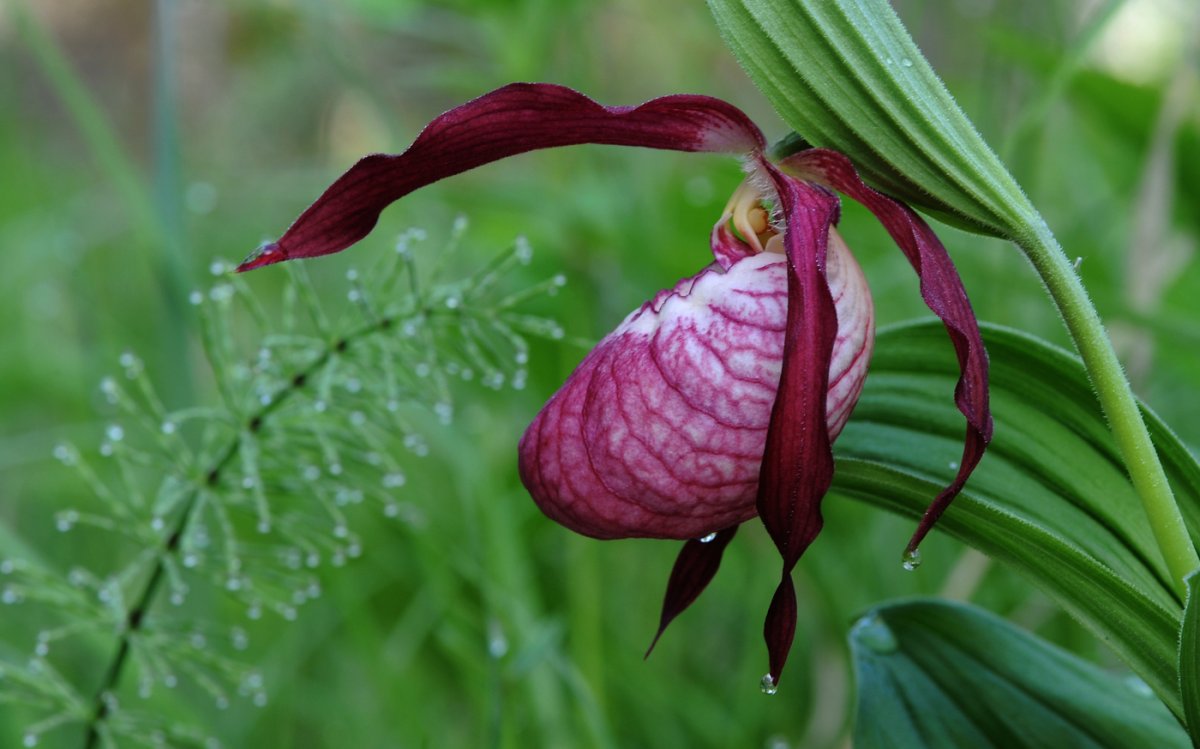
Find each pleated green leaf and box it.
[834,321,1200,720]
[1180,572,1200,747]
[850,599,1190,748]
[707,0,1035,238]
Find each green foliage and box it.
[1,0,1198,747]
[850,598,1189,748]
[838,321,1200,717]
[1181,573,1200,746]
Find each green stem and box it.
[1019,220,1199,597]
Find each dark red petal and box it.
[645,526,739,658]
[763,575,798,689]
[239,83,765,271]
[784,149,993,554]
[755,162,841,683]
[756,165,840,565]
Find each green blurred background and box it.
[1,0,1197,746]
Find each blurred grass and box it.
[1,0,1197,746]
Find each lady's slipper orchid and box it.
[239,83,992,689]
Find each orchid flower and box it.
[238,83,992,690]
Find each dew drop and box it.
[382,472,406,489]
[328,462,343,476]
[253,691,268,707]
[231,627,249,651]
[0,559,13,575]
[759,673,778,695]
[698,532,718,544]
[52,443,75,465]
[22,732,37,747]
[349,411,366,427]
[106,424,125,442]
[257,520,271,534]
[900,58,913,67]
[901,548,922,571]
[189,290,204,306]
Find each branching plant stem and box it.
[81,310,408,749]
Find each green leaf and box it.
[850,598,1190,748]
[1181,572,1200,746]
[706,0,1035,239]
[834,321,1200,720]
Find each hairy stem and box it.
[1019,221,1199,597]
[81,313,401,748]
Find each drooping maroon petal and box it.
[645,525,738,658]
[784,149,993,555]
[238,83,765,271]
[764,577,797,688]
[755,161,841,686]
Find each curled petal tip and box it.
[236,242,286,273]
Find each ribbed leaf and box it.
[850,599,1189,748]
[707,0,1035,238]
[836,321,1200,719]
[1181,572,1200,746]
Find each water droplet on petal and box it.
[901,548,922,571]
[759,673,778,695]
[698,532,718,543]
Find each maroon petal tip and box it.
[645,527,738,659]
[235,242,286,273]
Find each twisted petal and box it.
[784,148,993,554]
[755,163,842,687]
[238,83,765,271]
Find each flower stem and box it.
[1019,219,1199,598]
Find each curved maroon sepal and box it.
[756,163,840,569]
[763,574,798,687]
[750,163,840,689]
[784,149,993,553]
[645,526,739,658]
[239,83,766,272]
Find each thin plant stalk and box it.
[1019,219,1200,596]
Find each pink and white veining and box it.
[518,227,874,541]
